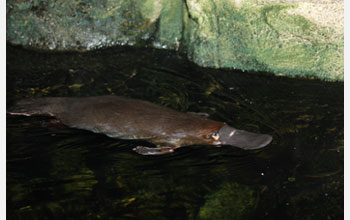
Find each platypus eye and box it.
[206,132,220,140]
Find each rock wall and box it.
[6,0,343,81]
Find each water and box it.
[7,45,343,220]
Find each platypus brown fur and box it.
[8,96,272,155]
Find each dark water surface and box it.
[7,45,343,220]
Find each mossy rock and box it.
[197,182,257,220]
[183,0,343,81]
[6,0,343,81]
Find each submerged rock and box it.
[198,182,256,220]
[6,0,343,81]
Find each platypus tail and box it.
[7,98,57,117]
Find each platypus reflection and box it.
[8,96,272,155]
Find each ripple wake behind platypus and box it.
[8,96,272,155]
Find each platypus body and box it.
[8,96,272,155]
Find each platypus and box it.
[8,96,272,155]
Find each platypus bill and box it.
[8,96,273,155]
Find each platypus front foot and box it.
[133,146,175,156]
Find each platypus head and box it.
[209,125,272,150]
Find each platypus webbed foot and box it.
[133,146,175,155]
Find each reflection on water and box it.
[7,45,343,220]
